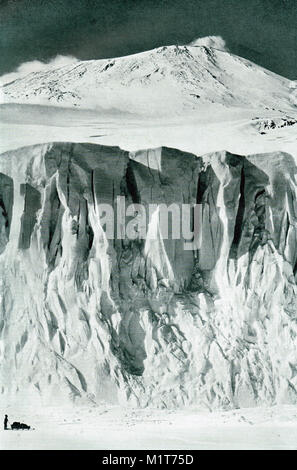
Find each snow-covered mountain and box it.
[0,45,295,117]
[1,45,297,411]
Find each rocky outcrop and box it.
[0,142,297,409]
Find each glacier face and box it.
[0,142,297,409]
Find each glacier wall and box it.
[0,142,297,409]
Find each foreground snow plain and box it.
[2,404,297,450]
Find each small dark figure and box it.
[11,421,30,430]
[4,414,8,430]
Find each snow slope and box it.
[0,45,295,117]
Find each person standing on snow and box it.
[4,414,8,430]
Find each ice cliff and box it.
[0,142,297,409]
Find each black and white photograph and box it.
[1,0,297,454]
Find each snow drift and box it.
[0,142,297,409]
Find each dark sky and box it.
[0,0,297,78]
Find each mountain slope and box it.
[0,45,294,117]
